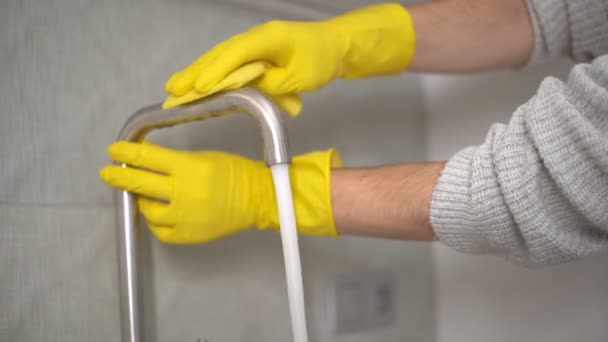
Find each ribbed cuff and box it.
[524,0,608,67]
[429,147,490,253]
[523,0,566,67]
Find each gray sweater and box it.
[430,0,608,266]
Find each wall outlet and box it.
[326,271,396,335]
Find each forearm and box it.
[431,56,608,266]
[331,162,446,241]
[406,0,534,72]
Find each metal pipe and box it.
[114,88,292,342]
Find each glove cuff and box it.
[257,148,343,237]
[332,3,416,78]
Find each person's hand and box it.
[163,3,416,116]
[99,141,342,244]
[162,62,304,115]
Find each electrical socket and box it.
[326,271,396,335]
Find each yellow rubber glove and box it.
[162,62,303,115]
[165,3,416,115]
[99,141,342,244]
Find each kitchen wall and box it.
[0,1,435,341]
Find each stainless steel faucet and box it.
[113,88,292,342]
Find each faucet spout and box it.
[114,88,292,342]
[117,88,291,165]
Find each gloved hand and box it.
[99,141,342,244]
[163,62,303,115]
[164,3,416,116]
